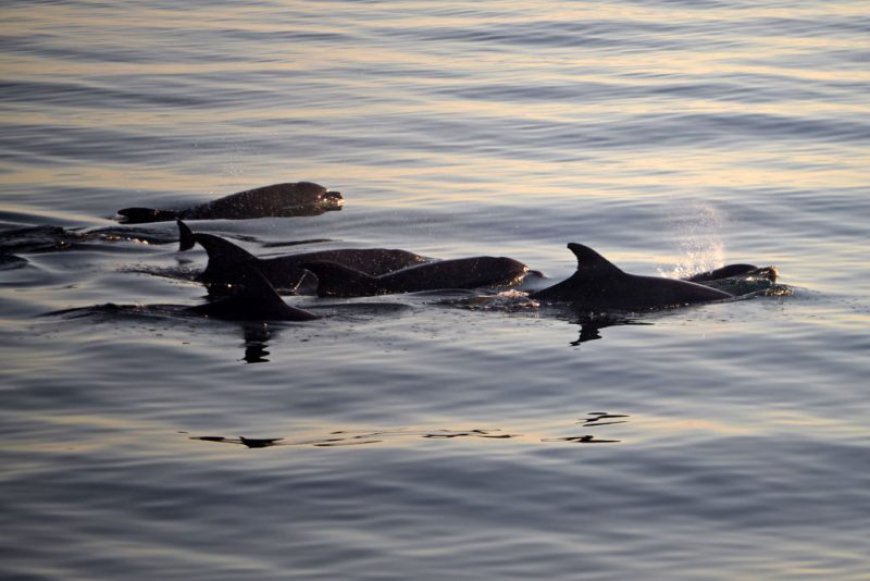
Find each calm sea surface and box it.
[2,1,869,579]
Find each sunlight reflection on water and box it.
[2,0,869,579]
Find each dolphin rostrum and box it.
[116,181,343,224]
[530,243,733,311]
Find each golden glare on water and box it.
[2,2,870,579]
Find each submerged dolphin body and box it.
[302,256,530,298]
[190,229,428,293]
[48,265,319,322]
[530,243,733,311]
[116,182,343,224]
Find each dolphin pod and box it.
[18,179,777,322]
[529,243,734,310]
[195,239,776,319]
[182,223,774,315]
[183,223,530,298]
[116,181,343,224]
[188,227,428,293]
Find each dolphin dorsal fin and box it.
[193,233,259,285]
[193,233,256,263]
[237,265,284,302]
[177,220,196,251]
[235,265,319,320]
[193,264,318,321]
[567,243,624,276]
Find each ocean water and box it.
[1,1,869,579]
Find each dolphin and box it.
[686,264,762,283]
[47,265,319,322]
[190,229,429,293]
[301,256,530,298]
[116,181,343,224]
[686,264,779,296]
[529,243,732,311]
[188,265,319,321]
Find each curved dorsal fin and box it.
[567,243,623,275]
[194,233,256,263]
[177,220,196,251]
[221,265,319,321]
[193,233,259,285]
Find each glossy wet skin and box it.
[530,243,733,311]
[303,256,530,297]
[191,232,427,293]
[116,181,343,224]
[189,266,319,322]
[183,182,343,220]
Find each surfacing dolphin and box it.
[302,256,530,298]
[116,181,343,224]
[529,243,732,311]
[48,265,319,322]
[686,264,766,283]
[189,265,319,321]
[685,263,779,296]
[189,228,428,293]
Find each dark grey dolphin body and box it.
[48,265,319,322]
[117,182,343,224]
[686,264,761,283]
[530,243,732,311]
[191,230,428,293]
[687,264,779,296]
[188,265,319,321]
[302,256,530,298]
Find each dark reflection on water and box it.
[241,322,274,364]
[44,298,423,364]
[188,414,629,449]
[569,316,652,346]
[46,303,305,363]
[581,412,630,427]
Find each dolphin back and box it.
[117,207,181,224]
[531,243,732,310]
[301,261,382,297]
[184,182,343,220]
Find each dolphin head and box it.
[293,181,343,210]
